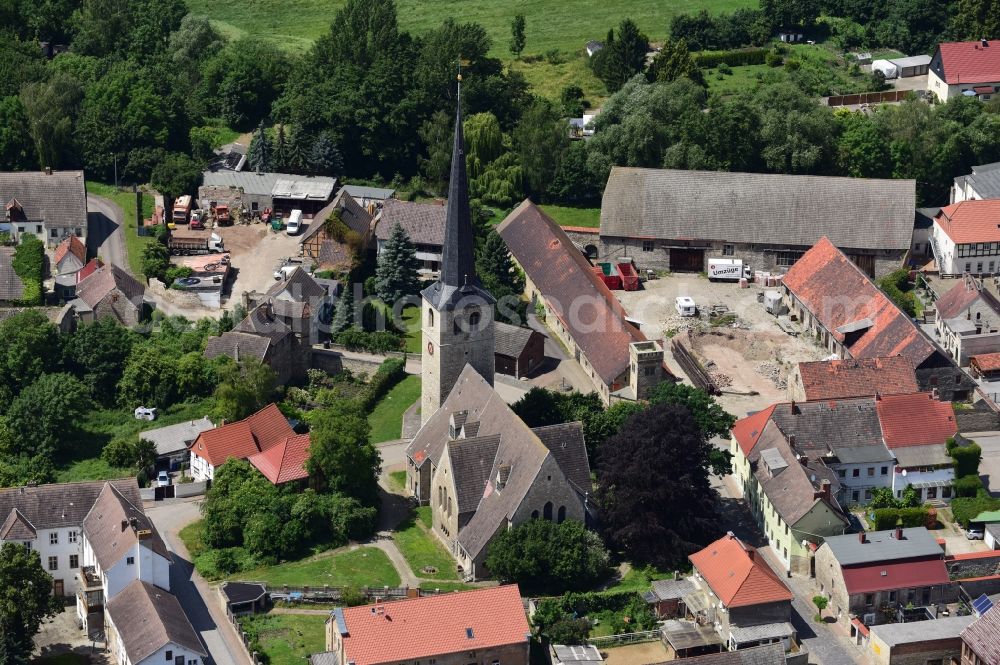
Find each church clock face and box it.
[427,341,434,355]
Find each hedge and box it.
[950,443,982,478]
[334,328,404,354]
[953,474,984,498]
[871,507,931,530]
[11,234,44,305]
[356,357,407,411]
[693,48,768,68]
[952,496,1000,528]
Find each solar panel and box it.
[973,593,993,617]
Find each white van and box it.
[675,296,697,317]
[286,209,303,235]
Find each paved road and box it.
[87,194,128,271]
[965,431,1000,496]
[145,499,252,665]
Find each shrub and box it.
[356,357,407,411]
[765,52,783,68]
[693,48,768,68]
[11,234,44,305]
[952,496,1000,527]
[953,474,984,498]
[871,507,929,530]
[334,328,404,354]
[950,443,982,478]
[546,617,591,644]
[718,63,732,75]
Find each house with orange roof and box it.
[187,403,298,482]
[931,200,1000,277]
[311,585,529,665]
[686,533,795,652]
[788,356,919,402]
[933,275,1000,365]
[782,237,974,401]
[876,392,958,504]
[929,39,1000,102]
[248,433,311,486]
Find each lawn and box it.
[368,374,420,443]
[186,0,754,56]
[393,506,458,581]
[240,614,326,665]
[419,581,478,592]
[539,205,601,228]
[705,43,872,98]
[388,470,407,492]
[510,52,608,106]
[604,564,674,593]
[179,519,208,559]
[234,546,401,588]
[55,397,216,483]
[86,181,155,277]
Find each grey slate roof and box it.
[448,434,502,514]
[81,483,170,570]
[0,170,87,231]
[915,207,940,230]
[221,581,267,605]
[533,422,592,496]
[204,331,271,363]
[962,605,1000,664]
[202,170,335,200]
[0,508,36,540]
[234,304,293,343]
[106,580,207,663]
[0,247,25,301]
[648,644,784,665]
[0,479,141,532]
[833,445,895,464]
[494,322,540,359]
[728,622,795,644]
[267,267,328,301]
[892,444,951,468]
[341,185,395,202]
[960,162,1000,200]
[301,189,372,245]
[600,167,916,250]
[139,417,215,457]
[645,578,696,601]
[871,615,974,647]
[823,526,942,566]
[767,398,886,460]
[76,263,145,309]
[375,199,446,246]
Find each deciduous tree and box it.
[150,152,202,200]
[510,14,527,59]
[307,401,381,505]
[64,318,137,406]
[0,542,60,663]
[213,360,278,423]
[7,373,92,459]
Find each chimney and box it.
[875,391,882,401]
[790,400,796,414]
[121,520,129,532]
[858,531,866,544]
[44,166,52,175]
[814,479,831,502]
[496,463,511,491]
[895,519,904,541]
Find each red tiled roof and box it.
[54,235,86,266]
[732,406,776,457]
[841,559,949,594]
[876,393,956,448]
[248,433,310,485]
[688,534,792,608]
[782,238,937,368]
[189,403,293,467]
[335,586,529,665]
[936,40,1000,85]
[934,200,1000,244]
[797,357,919,401]
[972,352,1000,372]
[851,617,870,637]
[77,258,103,283]
[497,200,648,385]
[974,86,995,94]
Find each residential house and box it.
[814,526,954,627]
[731,412,849,574]
[374,199,446,277]
[247,433,311,486]
[340,184,395,211]
[0,169,87,246]
[313,586,529,665]
[952,162,1000,204]
[933,275,1000,365]
[929,40,1000,102]
[0,246,25,304]
[787,357,919,402]
[199,170,337,218]
[931,199,1000,276]
[494,321,545,379]
[187,403,298,482]
[404,366,591,580]
[782,237,975,401]
[53,235,88,301]
[66,263,146,328]
[868,616,975,665]
[299,189,373,273]
[876,392,958,504]
[105,580,207,665]
[138,417,215,472]
[204,302,310,383]
[498,200,667,403]
[961,604,1000,665]
[592,168,915,278]
[687,533,795,651]
[245,267,338,345]
[0,479,140,598]
[77,483,172,636]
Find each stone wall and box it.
[947,553,1000,580]
[956,406,1000,432]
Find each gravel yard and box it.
[215,222,308,303]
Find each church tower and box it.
[420,78,496,422]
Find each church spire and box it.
[439,75,477,288]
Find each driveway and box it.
[145,499,252,665]
[87,194,127,271]
[964,431,1000,496]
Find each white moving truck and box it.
[707,258,752,281]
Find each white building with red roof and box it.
[312,586,529,665]
[930,39,1000,102]
[187,403,303,482]
[875,392,958,503]
[685,533,795,652]
[931,200,1000,276]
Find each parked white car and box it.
[134,406,158,421]
[966,527,985,540]
[286,209,303,236]
[156,471,171,487]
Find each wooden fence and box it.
[670,338,718,395]
[825,90,918,107]
[587,630,661,648]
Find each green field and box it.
[705,43,872,98]
[368,374,420,443]
[539,205,601,228]
[186,0,754,56]
[240,614,326,665]
[234,546,401,588]
[393,507,458,581]
[86,181,155,277]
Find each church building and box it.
[405,81,592,581]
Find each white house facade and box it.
[929,40,1000,103]
[931,200,1000,276]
